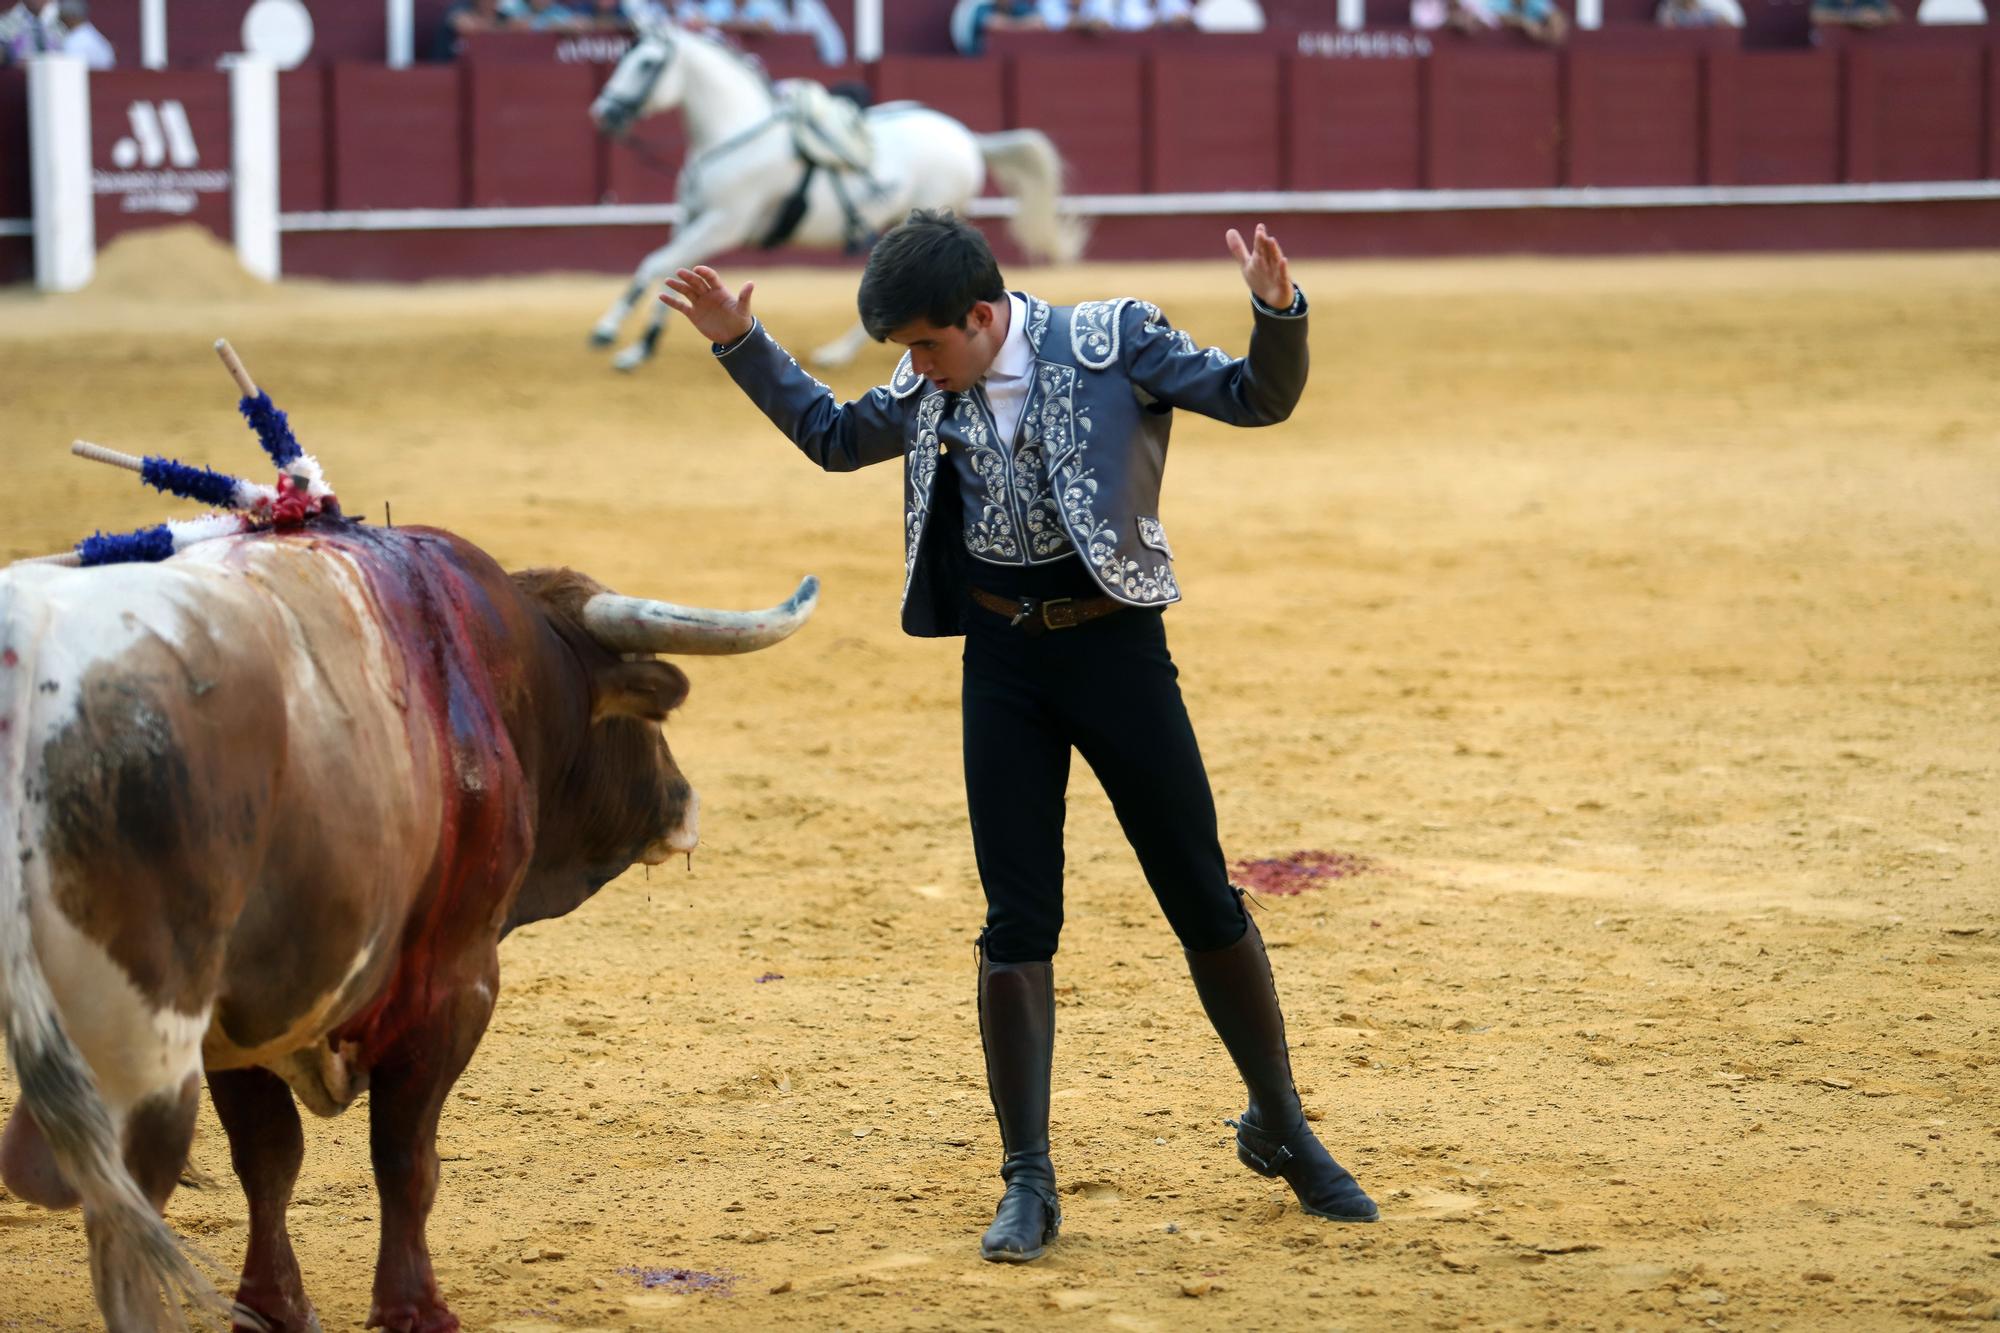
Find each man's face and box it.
[886,300,1003,394]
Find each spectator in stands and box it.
[576,0,632,27]
[793,0,849,62]
[1447,0,1566,41]
[950,0,1060,54]
[1656,0,1742,24]
[54,0,114,66]
[682,0,739,28]
[511,0,592,30]
[731,0,792,30]
[1076,0,1197,28]
[436,0,505,58]
[1811,0,1899,23]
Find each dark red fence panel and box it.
[1844,42,1986,183]
[1990,44,2000,178]
[1148,53,1284,192]
[1426,47,1562,188]
[466,62,601,207]
[1564,45,1704,186]
[330,64,464,210]
[1005,54,1146,195]
[0,68,27,222]
[278,68,328,214]
[601,114,686,206]
[89,71,234,247]
[1286,53,1424,190]
[1707,49,1840,185]
[872,56,1005,133]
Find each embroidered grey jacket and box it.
[713,287,1310,637]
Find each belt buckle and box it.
[1040,597,1077,631]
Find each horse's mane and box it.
[671,25,776,90]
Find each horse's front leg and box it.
[613,209,746,373]
[810,319,872,369]
[590,270,650,349]
[363,955,497,1333]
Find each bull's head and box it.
[502,567,818,934]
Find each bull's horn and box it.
[582,575,819,655]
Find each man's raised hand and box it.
[1226,224,1293,311]
[659,265,756,346]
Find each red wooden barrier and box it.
[279,68,327,214]
[872,56,1006,133]
[1147,53,1284,192]
[330,64,464,210]
[0,69,28,222]
[1844,42,1987,182]
[1426,47,1562,188]
[1564,45,1704,186]
[465,62,602,207]
[1990,44,2000,178]
[601,115,687,206]
[1285,53,1425,190]
[1006,53,1146,194]
[1707,49,1840,185]
[89,71,233,247]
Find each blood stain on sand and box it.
[1230,849,1380,895]
[618,1265,739,1296]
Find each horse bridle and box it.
[596,30,679,138]
[599,31,796,195]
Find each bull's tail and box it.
[975,129,1089,265]
[0,574,226,1331]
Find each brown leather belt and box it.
[969,585,1128,635]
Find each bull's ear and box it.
[592,660,690,722]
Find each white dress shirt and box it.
[981,293,1034,447]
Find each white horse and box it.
[587,15,1085,372]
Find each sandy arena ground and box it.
[0,231,1995,1332]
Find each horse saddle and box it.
[775,78,876,175]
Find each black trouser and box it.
[961,575,1247,965]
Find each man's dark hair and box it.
[857,209,1006,341]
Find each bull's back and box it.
[2,541,444,1083]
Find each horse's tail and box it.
[975,129,1088,265]
[0,573,224,1331]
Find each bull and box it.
[0,520,817,1331]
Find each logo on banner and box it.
[93,100,230,215]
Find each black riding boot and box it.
[976,943,1061,1262]
[1184,906,1379,1223]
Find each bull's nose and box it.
[663,789,700,853]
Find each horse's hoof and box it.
[612,346,649,373]
[588,329,616,349]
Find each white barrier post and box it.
[1577,0,1603,26]
[854,0,882,63]
[27,54,93,293]
[1337,0,1366,29]
[142,0,168,68]
[231,55,281,281]
[386,0,414,68]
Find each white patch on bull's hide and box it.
[0,562,199,738]
[24,891,208,1118]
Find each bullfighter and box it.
[658,209,1378,1262]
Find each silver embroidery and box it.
[1070,298,1136,370]
[1024,295,1051,351]
[902,392,946,603]
[888,351,925,400]
[956,395,1021,562]
[1137,516,1173,558]
[1043,361,1178,606]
